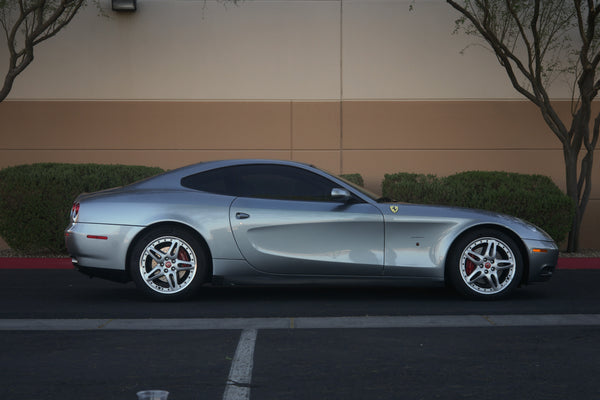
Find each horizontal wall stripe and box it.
[0,99,598,248]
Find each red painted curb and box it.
[0,257,598,270]
[556,258,600,270]
[0,257,73,270]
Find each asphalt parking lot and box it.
[2,325,599,400]
[1,267,599,400]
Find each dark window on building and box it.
[181,164,340,202]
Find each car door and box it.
[228,164,384,276]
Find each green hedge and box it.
[340,173,364,187]
[0,163,164,254]
[0,164,360,255]
[3,164,570,252]
[382,171,574,243]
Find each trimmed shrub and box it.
[0,163,164,254]
[382,171,574,243]
[0,164,364,255]
[382,173,443,204]
[340,173,364,187]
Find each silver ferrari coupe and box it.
[65,159,558,300]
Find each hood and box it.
[376,202,553,242]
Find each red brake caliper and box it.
[178,248,189,262]
[465,259,476,275]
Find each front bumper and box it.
[524,238,559,282]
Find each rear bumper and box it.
[65,222,144,272]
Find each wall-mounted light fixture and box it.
[112,0,137,12]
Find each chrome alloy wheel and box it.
[139,236,198,294]
[459,237,516,295]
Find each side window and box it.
[235,165,336,201]
[181,164,342,202]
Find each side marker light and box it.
[87,235,108,240]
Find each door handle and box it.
[236,212,250,220]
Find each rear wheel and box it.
[130,227,207,300]
[447,229,523,300]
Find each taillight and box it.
[71,202,80,221]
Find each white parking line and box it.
[1,314,600,330]
[223,329,258,400]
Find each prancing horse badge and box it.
[390,205,399,213]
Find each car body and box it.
[65,159,558,300]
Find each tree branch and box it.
[0,0,86,102]
[447,0,571,144]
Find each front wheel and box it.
[447,229,523,300]
[130,227,207,301]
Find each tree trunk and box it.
[563,130,596,253]
[563,146,578,251]
[0,71,18,103]
[0,48,35,103]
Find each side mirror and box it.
[331,188,352,202]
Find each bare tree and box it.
[447,0,600,251]
[0,0,86,102]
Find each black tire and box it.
[129,226,207,301]
[446,229,523,300]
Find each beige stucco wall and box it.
[0,0,597,248]
[0,0,574,101]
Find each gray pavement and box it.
[1,326,599,400]
[2,269,600,319]
[1,268,600,400]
